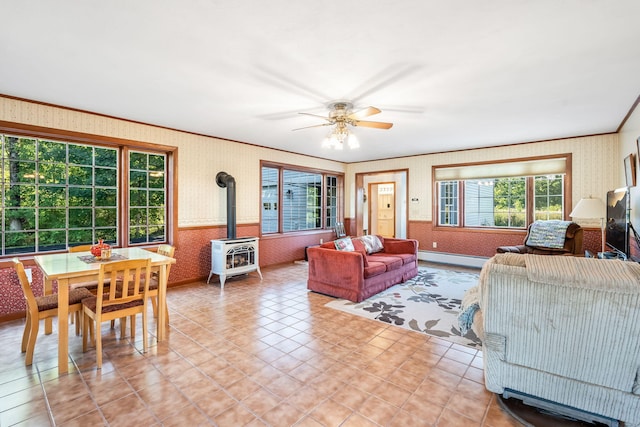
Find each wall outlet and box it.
[25,268,33,283]
[320,238,323,244]
[432,242,437,248]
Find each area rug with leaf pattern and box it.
[325,267,482,348]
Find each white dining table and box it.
[34,247,176,374]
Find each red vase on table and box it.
[90,239,111,259]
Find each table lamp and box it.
[570,196,606,253]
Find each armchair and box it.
[497,220,583,256]
[463,253,640,426]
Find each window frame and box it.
[437,180,459,227]
[433,154,572,230]
[260,160,343,236]
[127,149,168,245]
[0,121,177,257]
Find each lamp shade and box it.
[569,197,605,219]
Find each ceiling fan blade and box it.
[348,106,381,120]
[292,123,333,131]
[353,120,393,129]
[298,112,333,122]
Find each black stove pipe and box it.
[216,172,236,239]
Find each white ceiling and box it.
[2,1,640,163]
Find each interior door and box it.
[369,182,395,238]
[356,169,407,238]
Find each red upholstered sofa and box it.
[307,236,419,302]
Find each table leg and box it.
[157,265,167,341]
[57,279,69,374]
[44,278,53,335]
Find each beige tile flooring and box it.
[0,262,521,427]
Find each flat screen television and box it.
[606,188,629,257]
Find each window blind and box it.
[434,157,566,181]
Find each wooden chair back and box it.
[68,244,93,253]
[156,244,176,276]
[157,244,175,258]
[13,259,37,317]
[96,258,152,313]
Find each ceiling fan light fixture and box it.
[296,100,391,150]
[322,130,359,150]
[347,132,359,149]
[322,122,358,150]
[322,132,343,150]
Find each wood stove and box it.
[208,171,262,289]
[207,237,262,289]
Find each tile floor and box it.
[0,262,521,426]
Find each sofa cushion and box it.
[381,252,416,265]
[382,239,417,255]
[366,254,403,271]
[363,262,387,278]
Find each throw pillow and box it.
[360,235,384,254]
[334,237,355,251]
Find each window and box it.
[434,156,569,229]
[534,174,564,221]
[261,167,279,234]
[0,132,172,255]
[437,181,459,226]
[325,175,338,228]
[261,163,342,234]
[129,151,167,244]
[282,170,321,232]
[464,178,526,227]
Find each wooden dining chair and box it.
[13,258,93,366]
[68,244,110,327]
[82,258,152,369]
[68,244,99,291]
[116,245,175,323]
[148,245,175,323]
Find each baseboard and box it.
[418,250,488,268]
[0,312,25,323]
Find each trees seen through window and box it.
[1,133,168,255]
[438,174,564,228]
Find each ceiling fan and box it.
[292,101,393,132]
